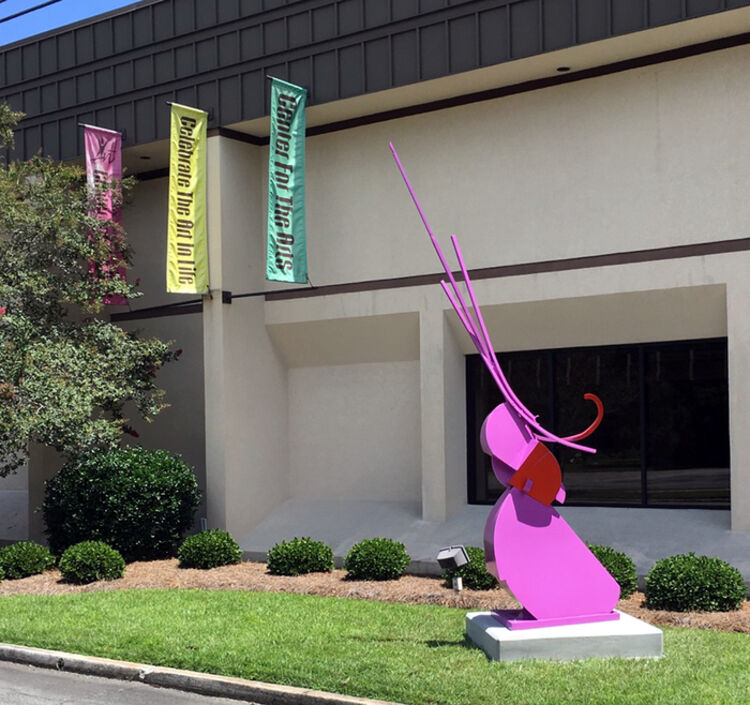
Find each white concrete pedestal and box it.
[466,610,663,662]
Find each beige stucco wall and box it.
[19,41,740,546]
[263,259,743,523]
[297,43,750,285]
[202,44,750,537]
[15,20,750,552]
[288,361,421,502]
[123,178,186,309]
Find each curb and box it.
[0,643,401,705]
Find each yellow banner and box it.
[167,103,208,294]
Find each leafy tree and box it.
[0,103,179,476]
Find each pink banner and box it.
[84,125,126,305]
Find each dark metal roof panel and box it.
[1,0,749,160]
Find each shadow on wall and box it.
[120,312,207,532]
[0,490,28,542]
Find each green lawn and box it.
[0,590,747,705]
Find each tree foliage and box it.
[0,104,178,475]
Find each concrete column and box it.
[726,278,750,531]
[202,298,227,530]
[419,292,467,521]
[420,293,446,522]
[202,135,227,531]
[202,136,291,542]
[222,297,290,539]
[443,314,467,516]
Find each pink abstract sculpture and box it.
[390,143,620,629]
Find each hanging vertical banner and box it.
[167,103,209,294]
[84,125,126,305]
[266,78,307,283]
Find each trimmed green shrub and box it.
[178,530,242,569]
[588,544,638,599]
[0,564,4,581]
[59,541,125,584]
[267,537,334,576]
[43,447,201,561]
[0,541,55,579]
[344,538,410,581]
[442,545,498,591]
[645,553,746,612]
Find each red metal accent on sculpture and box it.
[390,143,620,629]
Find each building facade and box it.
[2,0,750,576]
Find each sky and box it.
[0,0,137,47]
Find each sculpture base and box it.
[491,608,620,630]
[466,610,663,662]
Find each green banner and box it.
[266,78,307,283]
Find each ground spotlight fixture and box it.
[437,545,469,591]
[437,545,469,570]
[139,155,152,160]
[438,546,469,592]
[556,66,571,72]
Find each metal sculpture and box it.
[390,144,621,629]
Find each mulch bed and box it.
[1,559,748,634]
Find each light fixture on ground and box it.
[437,545,469,591]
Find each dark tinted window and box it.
[467,339,729,508]
[645,341,729,506]
[556,347,641,505]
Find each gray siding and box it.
[1,0,749,160]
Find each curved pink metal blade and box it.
[449,235,596,454]
[389,142,597,453]
[389,142,536,428]
[389,143,486,356]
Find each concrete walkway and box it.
[239,498,750,580]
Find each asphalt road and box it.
[0,661,249,705]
